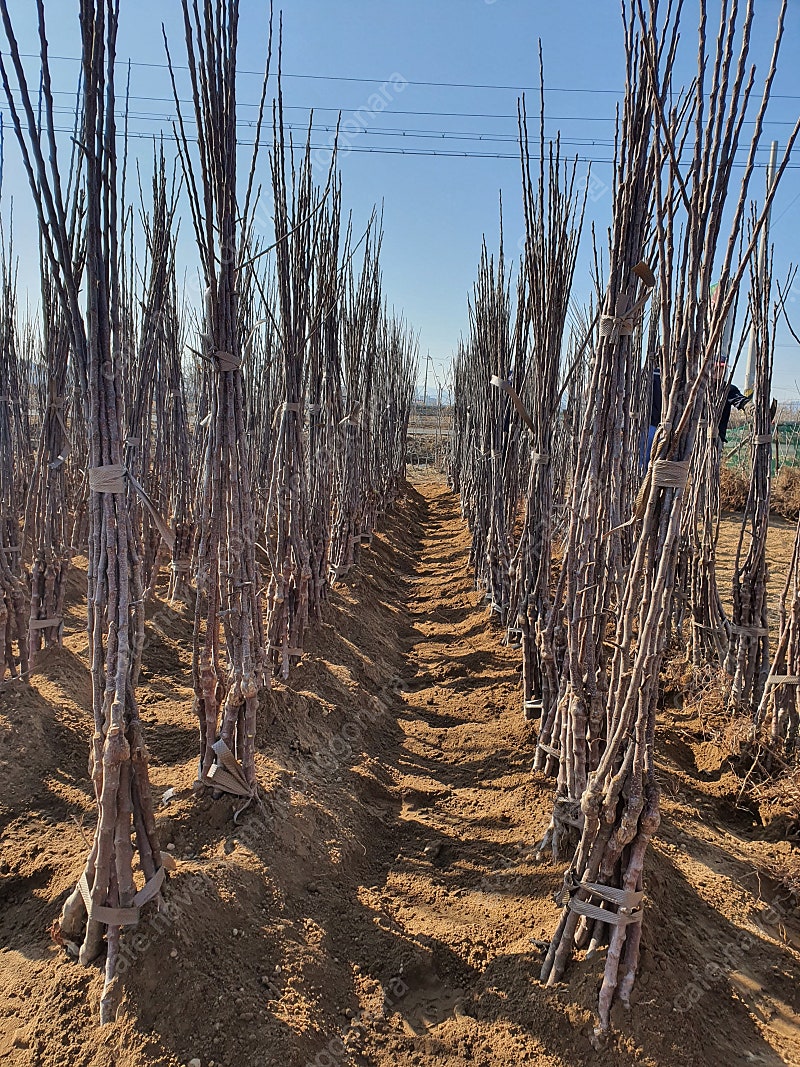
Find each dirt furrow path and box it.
[348,477,600,1065]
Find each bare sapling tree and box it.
[24,101,85,663]
[264,77,327,677]
[509,63,586,738]
[756,509,800,758]
[535,10,658,858]
[0,226,29,680]
[26,248,83,661]
[0,0,169,1022]
[329,226,382,582]
[165,0,271,796]
[305,179,343,616]
[541,0,800,1041]
[123,143,182,601]
[725,237,775,707]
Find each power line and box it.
[10,52,800,101]
[12,100,792,163]
[30,122,800,169]
[32,101,621,147]
[8,86,800,127]
[39,124,597,160]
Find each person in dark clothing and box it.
[718,382,751,442]
[642,365,751,466]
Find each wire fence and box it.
[407,403,453,469]
[724,420,800,472]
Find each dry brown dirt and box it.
[1,476,799,1067]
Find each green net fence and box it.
[724,421,800,472]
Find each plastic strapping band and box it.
[269,644,304,657]
[565,875,644,924]
[78,864,165,927]
[765,675,800,686]
[30,617,62,629]
[282,402,301,414]
[203,738,255,798]
[215,350,241,372]
[729,622,769,637]
[753,433,773,445]
[127,471,176,551]
[133,864,166,907]
[489,375,536,436]
[568,897,643,926]
[205,766,251,797]
[577,879,644,909]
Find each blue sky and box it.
[2,0,799,400]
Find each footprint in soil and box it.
[392,675,429,694]
[401,785,450,810]
[396,977,469,1036]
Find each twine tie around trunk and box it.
[88,465,175,549]
[598,313,635,342]
[88,464,126,493]
[651,459,690,489]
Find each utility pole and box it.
[744,140,778,394]
[422,351,432,408]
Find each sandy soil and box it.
[1,478,799,1066]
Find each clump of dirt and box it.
[1,475,800,1067]
[753,770,800,844]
